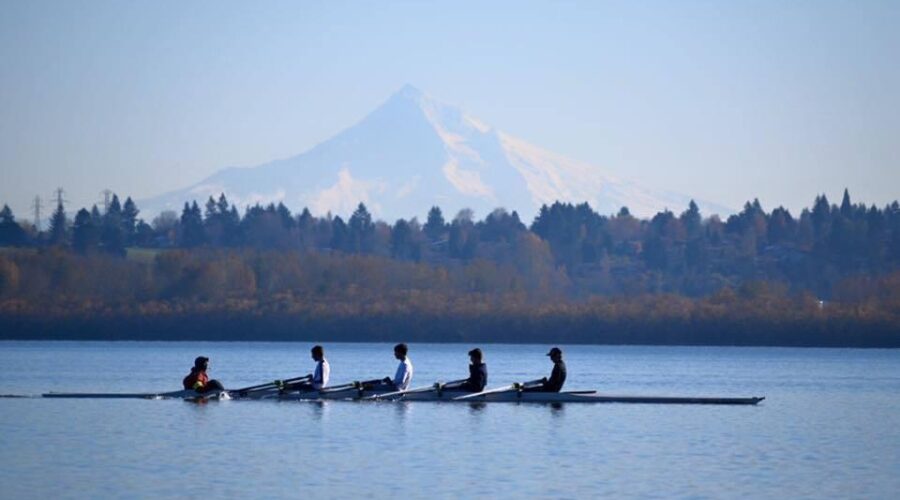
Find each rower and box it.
[310,345,330,390]
[280,345,330,392]
[525,347,566,393]
[445,348,488,392]
[182,356,225,393]
[382,343,413,391]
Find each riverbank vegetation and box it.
[1,190,898,346]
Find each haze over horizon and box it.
[1,1,898,221]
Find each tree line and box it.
[2,189,898,298]
[1,191,898,346]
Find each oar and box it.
[518,378,546,390]
[364,383,438,400]
[233,375,311,395]
[435,378,469,392]
[452,383,520,401]
[367,377,474,400]
[318,381,366,394]
[358,378,389,387]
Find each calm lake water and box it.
[1,341,898,499]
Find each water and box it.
[1,342,898,499]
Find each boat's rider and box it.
[383,343,413,391]
[525,347,566,393]
[182,356,225,393]
[446,348,488,392]
[310,345,330,390]
[280,345,330,392]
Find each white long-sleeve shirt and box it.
[312,359,330,390]
[393,357,413,391]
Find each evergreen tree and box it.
[225,206,241,246]
[391,219,417,260]
[180,201,206,247]
[122,197,139,245]
[768,207,794,244]
[203,195,226,246]
[480,208,526,243]
[840,188,852,218]
[0,205,13,224]
[100,194,125,256]
[297,208,315,249]
[347,203,374,253]
[72,208,99,254]
[216,193,230,215]
[90,205,102,223]
[204,196,218,220]
[811,194,832,239]
[330,216,348,251]
[276,203,295,229]
[423,206,446,242]
[680,200,702,239]
[0,205,27,246]
[48,200,67,246]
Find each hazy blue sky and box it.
[1,0,897,220]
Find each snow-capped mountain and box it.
[140,85,730,222]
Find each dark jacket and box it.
[464,362,488,392]
[543,360,566,392]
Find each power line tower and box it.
[32,195,43,231]
[100,189,113,213]
[53,187,68,209]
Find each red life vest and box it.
[183,369,209,390]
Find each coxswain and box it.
[382,343,413,391]
[445,348,488,392]
[525,347,566,392]
[182,356,225,393]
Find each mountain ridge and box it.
[139,85,731,221]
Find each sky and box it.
[1,0,897,221]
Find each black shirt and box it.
[544,360,566,392]
[465,362,488,392]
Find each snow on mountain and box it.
[139,85,730,222]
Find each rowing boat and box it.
[40,383,764,405]
[42,389,229,400]
[378,389,764,404]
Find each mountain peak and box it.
[139,87,731,221]
[394,83,424,99]
[383,84,432,111]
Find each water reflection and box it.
[309,400,329,421]
[467,402,486,414]
[394,400,411,420]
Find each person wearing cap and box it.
[445,348,488,392]
[182,356,225,393]
[526,347,566,392]
[382,343,413,391]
